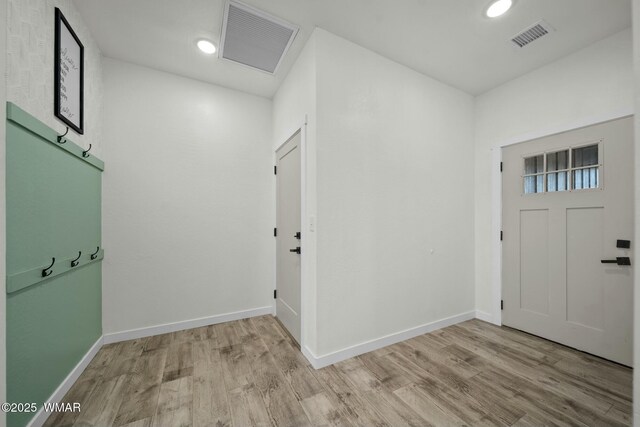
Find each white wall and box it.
[7,0,102,155]
[272,32,318,353]
[313,29,476,357]
[474,29,634,323]
[102,58,274,334]
[0,0,7,423]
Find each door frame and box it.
[274,117,308,349]
[489,108,633,327]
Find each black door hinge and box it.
[501,300,504,310]
[500,231,503,241]
[274,166,277,175]
[274,289,277,299]
[274,228,277,237]
[500,162,503,172]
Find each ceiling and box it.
[74,0,631,98]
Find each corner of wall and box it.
[272,28,319,355]
[631,0,640,422]
[0,0,7,424]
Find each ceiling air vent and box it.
[219,1,299,74]
[511,21,554,48]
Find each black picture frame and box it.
[54,7,84,135]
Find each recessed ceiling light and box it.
[197,39,217,55]
[486,0,513,18]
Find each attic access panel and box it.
[220,1,299,74]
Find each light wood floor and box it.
[44,316,632,427]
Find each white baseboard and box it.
[302,310,476,369]
[27,336,103,427]
[475,310,493,323]
[103,306,273,344]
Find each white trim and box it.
[491,108,633,328]
[475,310,493,323]
[274,118,308,350]
[490,147,503,326]
[26,336,103,427]
[103,306,272,344]
[300,117,308,350]
[301,311,475,369]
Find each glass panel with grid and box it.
[572,144,599,190]
[546,149,568,192]
[523,154,544,194]
[522,143,600,194]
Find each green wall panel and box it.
[5,103,103,427]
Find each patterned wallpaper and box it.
[7,0,103,156]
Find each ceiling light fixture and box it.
[197,39,217,55]
[486,0,513,18]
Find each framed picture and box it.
[54,7,84,134]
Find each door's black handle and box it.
[601,257,631,266]
[290,247,301,254]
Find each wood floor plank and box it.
[457,321,560,365]
[406,337,481,379]
[393,383,465,427]
[192,339,232,427]
[396,340,525,425]
[552,357,632,398]
[336,357,431,427]
[78,343,121,385]
[175,325,211,342]
[156,377,192,414]
[300,392,353,427]
[117,338,148,359]
[606,405,633,426]
[357,351,411,392]
[384,351,500,426]
[150,406,191,427]
[228,383,273,427]
[248,333,313,427]
[447,324,553,367]
[75,375,128,427]
[43,377,100,427]
[477,366,626,427]
[235,318,258,344]
[118,419,151,427]
[162,342,193,383]
[113,348,168,426]
[252,316,325,400]
[143,333,173,352]
[311,366,390,427]
[447,329,624,414]
[215,321,242,348]
[220,343,253,391]
[103,355,139,381]
[461,320,555,350]
[44,316,632,427]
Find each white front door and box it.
[276,131,301,344]
[502,117,633,366]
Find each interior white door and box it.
[502,117,633,366]
[276,131,301,344]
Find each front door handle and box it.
[290,247,301,254]
[601,257,631,266]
